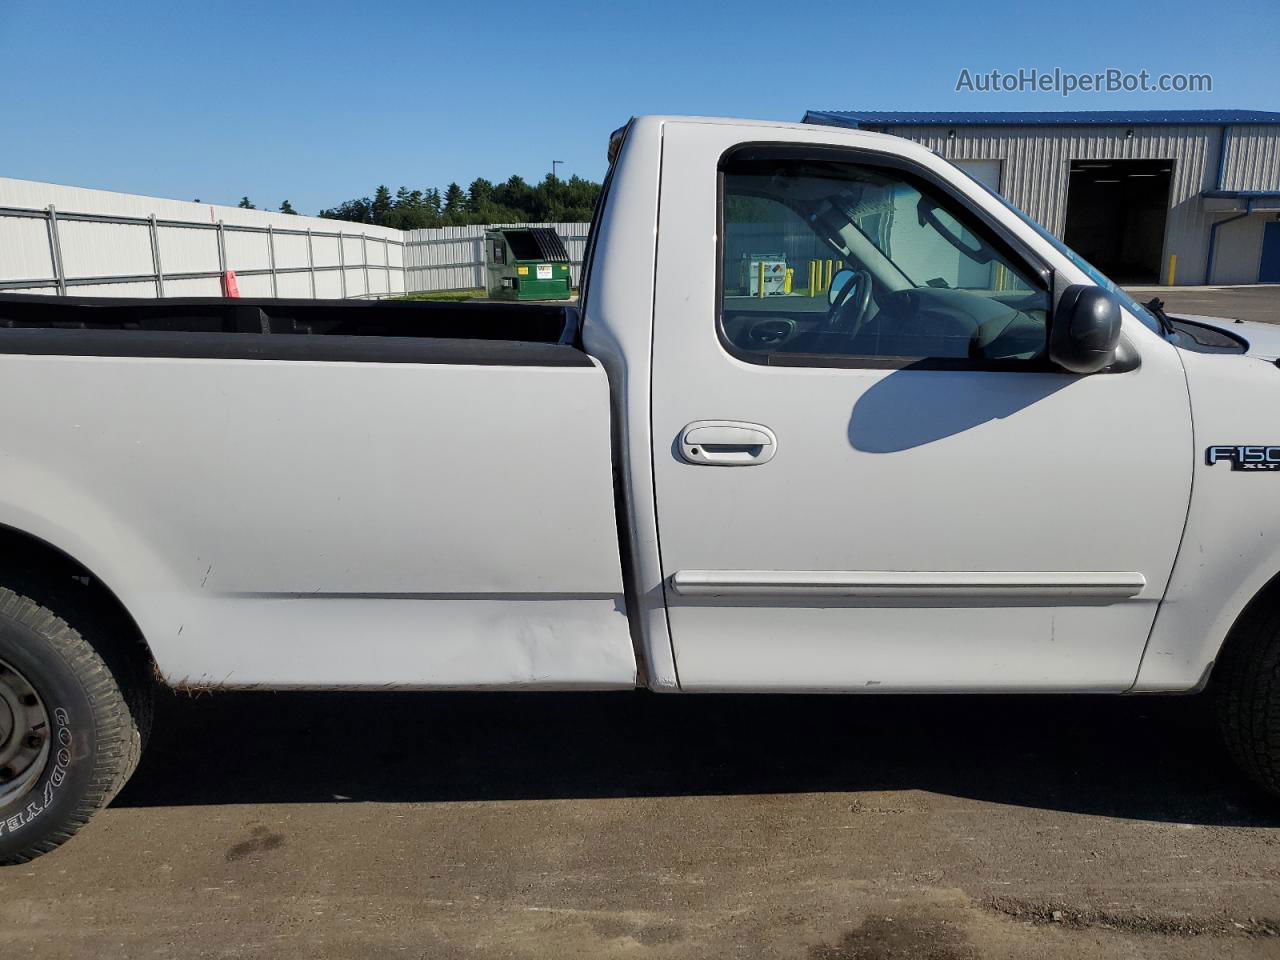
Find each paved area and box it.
[2,690,1279,958]
[1125,285,1280,325]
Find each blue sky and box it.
[1,0,1276,214]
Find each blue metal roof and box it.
[803,109,1280,128]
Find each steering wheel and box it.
[827,268,873,332]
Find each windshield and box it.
[954,168,1164,337]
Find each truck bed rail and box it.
[0,294,587,366]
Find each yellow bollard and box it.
[1167,253,1177,286]
[758,261,766,299]
[808,260,817,297]
[784,267,793,294]
[825,259,833,291]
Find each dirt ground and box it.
[2,690,1279,959]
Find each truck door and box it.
[649,122,1192,691]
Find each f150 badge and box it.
[1206,446,1280,471]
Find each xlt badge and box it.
[1206,445,1280,471]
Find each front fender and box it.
[1136,351,1280,690]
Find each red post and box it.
[221,270,240,298]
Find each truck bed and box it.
[0,293,635,689]
[0,293,587,366]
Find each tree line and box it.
[314,174,601,229]
[230,173,600,226]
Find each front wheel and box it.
[1216,601,1280,799]
[0,588,144,864]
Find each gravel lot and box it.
[3,287,1280,959]
[1125,285,1280,325]
[1,691,1279,959]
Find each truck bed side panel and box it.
[0,346,635,688]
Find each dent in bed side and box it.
[0,352,636,690]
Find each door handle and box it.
[679,421,777,466]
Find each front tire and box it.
[0,587,143,864]
[1216,600,1280,798]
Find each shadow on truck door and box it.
[847,365,1073,453]
[114,689,1277,828]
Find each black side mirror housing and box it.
[1050,284,1123,374]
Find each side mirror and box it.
[1050,284,1122,374]
[828,269,856,305]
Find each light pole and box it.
[551,160,565,181]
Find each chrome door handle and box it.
[679,421,777,466]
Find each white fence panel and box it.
[225,230,270,272]
[273,232,309,270]
[0,216,54,282]
[235,273,275,298]
[314,270,343,298]
[157,225,220,275]
[344,267,367,297]
[275,272,312,298]
[2,178,584,299]
[72,281,157,298]
[58,220,153,280]
[312,234,341,268]
[164,276,223,297]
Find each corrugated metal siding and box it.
[902,125,1214,278]
[885,124,1224,283]
[1222,125,1280,191]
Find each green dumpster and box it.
[484,227,573,301]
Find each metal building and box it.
[802,110,1280,286]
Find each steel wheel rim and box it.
[0,658,51,811]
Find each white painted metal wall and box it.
[0,177,590,298]
[0,177,405,298]
[403,222,590,293]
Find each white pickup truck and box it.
[3,115,1280,862]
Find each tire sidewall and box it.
[0,611,99,862]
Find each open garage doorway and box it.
[1063,159,1173,283]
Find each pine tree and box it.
[467,178,495,213]
[279,200,297,215]
[238,196,256,209]
[442,182,467,219]
[371,185,393,226]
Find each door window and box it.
[720,150,1050,366]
